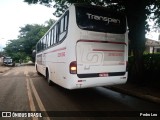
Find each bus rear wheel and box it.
[36,65,41,75]
[46,70,52,86]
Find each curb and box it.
[107,86,160,104]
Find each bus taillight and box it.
[70,61,77,74]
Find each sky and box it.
[0,1,159,50]
[0,0,57,50]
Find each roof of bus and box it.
[36,3,126,46]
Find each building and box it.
[146,38,160,53]
[145,32,160,53]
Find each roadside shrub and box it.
[128,53,160,85]
[143,53,160,71]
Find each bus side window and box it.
[54,25,57,44]
[38,42,40,52]
[59,18,65,41]
[45,36,47,49]
[46,34,49,48]
[42,37,46,50]
[64,14,68,31]
[59,14,68,41]
[60,17,64,34]
[50,28,54,46]
[47,32,51,48]
[38,41,40,52]
[40,39,43,51]
[56,22,60,43]
[43,37,45,50]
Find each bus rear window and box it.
[75,5,126,34]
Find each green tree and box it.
[4,19,55,62]
[3,39,26,62]
[18,24,47,55]
[45,19,56,30]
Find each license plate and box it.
[99,73,108,77]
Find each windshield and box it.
[75,5,126,34]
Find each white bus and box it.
[35,4,128,89]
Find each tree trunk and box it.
[125,0,146,83]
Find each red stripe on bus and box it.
[44,47,66,54]
[51,62,66,63]
[93,49,124,52]
[77,40,126,45]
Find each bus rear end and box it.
[69,4,128,89]
[75,34,128,88]
[77,39,127,76]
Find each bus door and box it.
[76,39,127,78]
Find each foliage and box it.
[129,53,160,70]
[23,1,160,49]
[0,50,5,57]
[18,24,47,55]
[23,0,160,50]
[143,53,160,71]
[128,53,160,83]
[3,19,55,62]
[24,0,160,25]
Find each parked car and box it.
[3,57,14,66]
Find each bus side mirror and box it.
[32,50,36,63]
[32,50,36,57]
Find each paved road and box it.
[0,66,160,120]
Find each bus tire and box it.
[46,70,52,86]
[36,65,41,75]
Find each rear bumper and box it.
[77,72,126,78]
[66,72,128,89]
